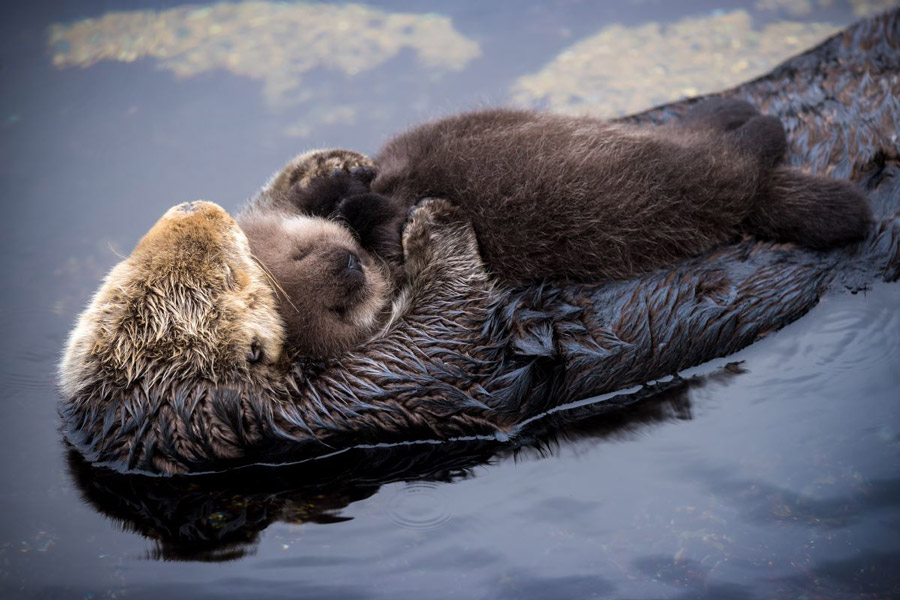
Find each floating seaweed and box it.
[511,10,838,117]
[47,1,480,108]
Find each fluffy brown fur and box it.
[237,211,392,358]
[245,101,871,357]
[371,105,870,281]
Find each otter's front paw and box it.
[337,192,405,261]
[286,149,375,190]
[290,169,378,218]
[403,198,468,249]
[402,198,484,282]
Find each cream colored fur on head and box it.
[58,201,285,400]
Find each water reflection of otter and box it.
[66,368,722,561]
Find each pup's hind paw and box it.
[728,115,787,169]
[747,169,873,249]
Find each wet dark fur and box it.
[60,11,900,474]
[66,371,706,560]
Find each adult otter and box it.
[59,10,900,475]
[66,372,703,560]
[243,100,870,357]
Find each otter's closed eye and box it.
[247,339,263,364]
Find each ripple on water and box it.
[0,307,62,401]
[749,285,900,392]
[810,287,900,375]
[388,482,453,530]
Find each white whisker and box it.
[251,253,300,315]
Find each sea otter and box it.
[58,10,900,475]
[240,100,871,358]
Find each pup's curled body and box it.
[372,105,869,281]
[241,101,871,356]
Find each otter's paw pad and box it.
[290,149,375,190]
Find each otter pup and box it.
[240,100,871,357]
[238,149,398,359]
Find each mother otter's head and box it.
[59,201,289,472]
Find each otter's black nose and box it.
[346,252,362,272]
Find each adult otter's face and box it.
[238,212,391,358]
[59,201,285,401]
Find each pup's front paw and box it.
[286,149,375,190]
[337,192,405,260]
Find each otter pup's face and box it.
[238,212,391,358]
[59,201,284,400]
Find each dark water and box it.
[2,1,899,598]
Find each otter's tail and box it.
[744,167,873,249]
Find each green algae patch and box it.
[48,1,480,108]
[511,10,838,117]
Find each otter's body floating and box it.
[60,11,900,475]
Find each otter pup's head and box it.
[237,211,392,358]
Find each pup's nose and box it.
[346,252,362,272]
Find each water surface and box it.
[1,1,898,598]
